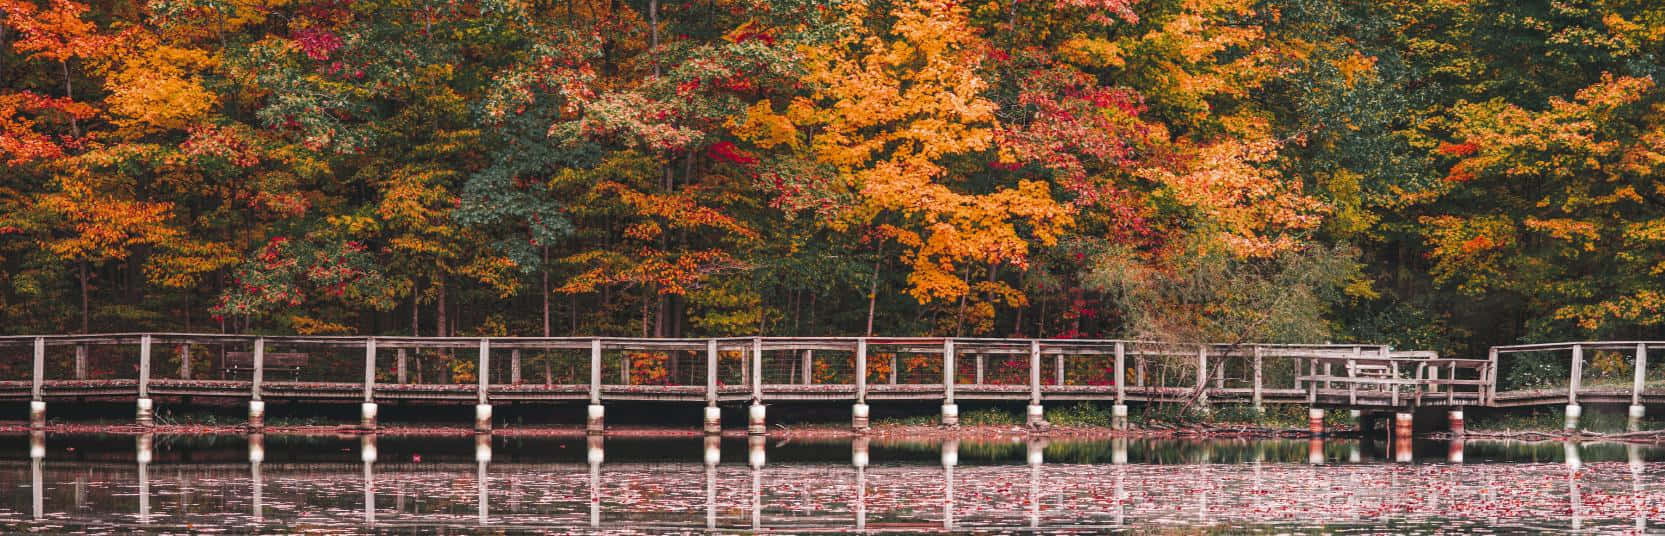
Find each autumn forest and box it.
[1,0,1662,363]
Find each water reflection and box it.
[6,432,1665,532]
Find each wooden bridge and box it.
[1,333,1508,432]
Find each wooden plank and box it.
[74,344,85,380]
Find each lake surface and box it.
[0,432,1660,533]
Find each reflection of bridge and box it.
[0,334,1645,432]
[5,432,1641,532]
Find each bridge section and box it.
[0,334,1496,433]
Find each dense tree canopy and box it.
[2,0,1662,362]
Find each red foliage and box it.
[707,141,759,167]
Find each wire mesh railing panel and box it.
[1497,349,1571,393]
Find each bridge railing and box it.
[0,334,1482,409]
[1491,341,1665,408]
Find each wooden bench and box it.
[225,351,308,380]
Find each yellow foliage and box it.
[1057,37,1125,68]
[289,314,355,335]
[777,0,1073,304]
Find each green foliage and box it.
[1047,402,1114,427]
[2,0,1664,362]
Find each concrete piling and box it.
[1629,404,1645,432]
[248,400,265,429]
[474,404,493,433]
[852,403,870,433]
[1448,409,1465,436]
[748,403,767,435]
[1565,404,1582,432]
[586,404,605,434]
[1026,404,1048,431]
[29,401,45,428]
[360,402,378,430]
[1394,412,1413,437]
[940,403,959,427]
[136,398,154,427]
[704,406,722,434]
[1112,404,1129,431]
[1308,408,1326,437]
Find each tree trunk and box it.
[542,246,551,338]
[79,261,89,334]
[435,277,447,337]
[865,243,883,336]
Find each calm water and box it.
[1,432,1661,533]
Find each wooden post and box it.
[1114,342,1126,405]
[1633,343,1647,407]
[943,339,955,403]
[1029,341,1042,406]
[1306,358,1317,404]
[1214,356,1224,389]
[705,341,719,404]
[975,354,985,385]
[856,339,868,403]
[1195,345,1207,404]
[1570,344,1583,405]
[1486,347,1499,405]
[396,349,407,385]
[31,337,44,401]
[1055,353,1064,386]
[74,343,86,380]
[252,338,265,401]
[802,350,813,386]
[478,339,490,406]
[1251,345,1263,411]
[139,335,151,399]
[179,343,191,380]
[889,355,898,385]
[1348,346,1359,406]
[1136,356,1146,387]
[1379,345,1392,405]
[751,338,763,401]
[621,351,630,385]
[591,339,603,405]
[1448,362,1458,405]
[363,338,377,403]
[511,349,522,384]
